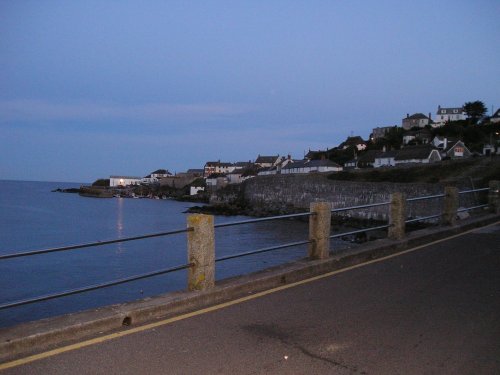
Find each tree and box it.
[464,101,487,124]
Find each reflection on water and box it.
[115,197,124,254]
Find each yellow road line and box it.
[1,221,498,371]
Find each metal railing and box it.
[0,185,495,311]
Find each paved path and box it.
[2,223,500,374]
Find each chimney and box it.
[407,113,409,118]
[428,112,432,120]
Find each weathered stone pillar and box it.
[489,180,500,214]
[388,192,406,240]
[308,202,332,259]
[442,186,459,226]
[187,214,215,291]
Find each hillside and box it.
[327,156,500,185]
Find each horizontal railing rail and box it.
[215,239,313,262]
[0,263,193,311]
[214,212,313,229]
[0,227,193,261]
[1,183,498,314]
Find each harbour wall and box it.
[234,174,481,221]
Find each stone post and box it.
[308,202,332,259]
[187,214,215,291]
[489,180,500,214]
[442,186,459,226]
[388,192,406,240]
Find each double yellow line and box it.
[1,222,497,371]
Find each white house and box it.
[374,151,398,168]
[281,159,342,174]
[109,176,142,187]
[142,169,172,184]
[190,186,205,196]
[433,105,466,126]
[255,155,281,168]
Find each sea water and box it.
[0,180,352,327]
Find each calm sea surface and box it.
[0,180,354,327]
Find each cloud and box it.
[0,99,257,124]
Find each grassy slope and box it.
[328,156,500,185]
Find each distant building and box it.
[109,176,142,187]
[371,126,397,140]
[203,161,235,177]
[434,105,466,126]
[402,128,432,145]
[444,140,472,159]
[281,159,342,174]
[395,145,441,165]
[255,155,281,168]
[142,169,172,184]
[339,136,367,151]
[490,108,500,124]
[402,113,432,130]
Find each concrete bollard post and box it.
[308,202,332,259]
[187,214,215,291]
[442,186,459,226]
[488,180,500,214]
[388,192,406,240]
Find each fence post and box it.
[389,192,406,240]
[308,202,331,259]
[442,186,459,226]
[187,214,215,291]
[489,180,500,214]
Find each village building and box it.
[374,150,398,168]
[402,128,433,145]
[339,136,367,151]
[371,126,397,140]
[142,169,172,184]
[281,159,342,174]
[254,155,281,168]
[402,113,432,130]
[203,161,235,177]
[205,173,228,190]
[394,145,441,165]
[433,105,466,126]
[109,176,142,187]
[443,140,472,159]
[490,108,500,124]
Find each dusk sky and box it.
[1,1,499,183]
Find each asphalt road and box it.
[2,223,500,374]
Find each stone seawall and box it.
[240,174,481,221]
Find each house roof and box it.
[186,169,204,174]
[375,150,399,159]
[395,145,439,161]
[357,150,383,163]
[306,159,341,168]
[151,169,170,175]
[205,161,233,167]
[492,109,500,118]
[110,175,142,180]
[405,113,430,120]
[444,140,469,153]
[255,155,279,164]
[281,160,307,170]
[436,106,464,114]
